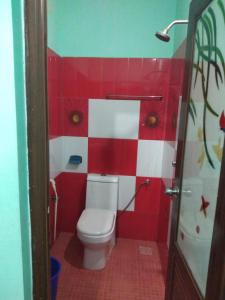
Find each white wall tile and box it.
[61,136,88,173]
[136,140,164,177]
[49,137,63,179]
[89,99,140,139]
[118,176,136,211]
[162,141,176,186]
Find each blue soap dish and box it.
[68,155,82,165]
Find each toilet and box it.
[77,174,119,270]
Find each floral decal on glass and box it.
[178,0,225,295]
[219,110,225,131]
[200,196,210,218]
[189,0,225,168]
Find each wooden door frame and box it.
[165,0,225,299]
[24,0,225,299]
[25,0,50,299]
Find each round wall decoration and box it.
[145,112,160,128]
[70,111,83,125]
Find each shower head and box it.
[155,31,170,42]
[155,19,189,42]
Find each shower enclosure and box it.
[166,0,225,299]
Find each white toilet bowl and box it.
[77,208,116,270]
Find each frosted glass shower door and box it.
[177,0,225,296]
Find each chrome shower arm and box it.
[155,19,189,42]
[164,19,189,33]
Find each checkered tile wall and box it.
[48,48,185,242]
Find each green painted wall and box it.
[48,0,178,58]
[173,0,191,53]
[11,1,33,299]
[0,1,32,299]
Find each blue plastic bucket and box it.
[51,257,61,300]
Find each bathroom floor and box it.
[51,233,167,300]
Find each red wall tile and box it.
[102,58,116,97]
[141,58,171,99]
[57,173,87,233]
[169,58,185,86]
[88,138,138,176]
[115,58,129,95]
[128,58,143,82]
[48,48,62,138]
[117,211,159,241]
[165,85,180,141]
[117,178,171,242]
[87,58,103,98]
[135,177,162,214]
[52,56,174,141]
[53,174,171,243]
[60,58,79,98]
[48,55,176,242]
[117,177,163,241]
[127,58,143,95]
[142,58,157,82]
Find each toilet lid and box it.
[77,208,115,236]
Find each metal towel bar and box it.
[106,94,163,101]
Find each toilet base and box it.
[84,247,106,270]
[83,231,115,270]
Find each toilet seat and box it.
[77,208,116,245]
[77,208,115,236]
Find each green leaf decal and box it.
[203,104,215,169]
[194,30,201,87]
[192,5,225,169]
[200,45,225,79]
[193,63,206,82]
[189,104,196,125]
[190,98,197,117]
[204,14,213,46]
[208,7,219,87]
[200,17,212,58]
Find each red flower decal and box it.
[219,111,225,132]
[200,196,210,218]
